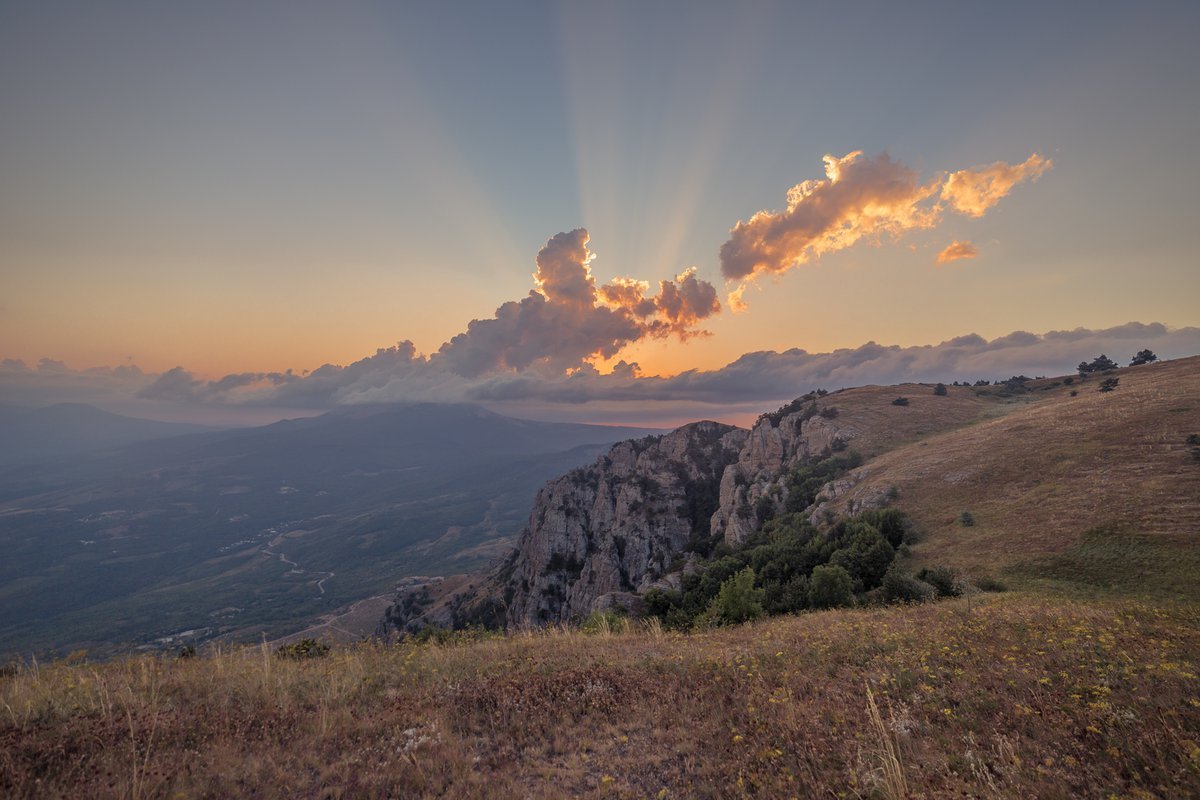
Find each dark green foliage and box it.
[275,638,330,659]
[782,451,863,513]
[917,566,961,597]
[706,567,766,625]
[758,393,820,428]
[960,510,975,527]
[828,522,895,590]
[1070,390,1079,397]
[808,565,854,609]
[1098,377,1119,392]
[818,406,840,418]
[853,508,909,547]
[891,397,909,406]
[881,566,936,603]
[1188,433,1200,463]
[176,645,196,660]
[1063,376,1074,385]
[1078,354,1119,375]
[933,383,948,396]
[753,494,776,523]
[1130,349,1158,366]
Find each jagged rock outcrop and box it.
[500,420,747,626]
[711,395,860,545]
[423,421,746,629]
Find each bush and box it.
[808,564,854,609]
[891,397,909,406]
[881,566,936,603]
[960,511,975,527]
[275,638,330,659]
[1098,377,1119,392]
[706,567,765,625]
[1130,349,1158,366]
[933,383,948,396]
[916,566,960,597]
[580,608,627,634]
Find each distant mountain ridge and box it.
[0,403,218,465]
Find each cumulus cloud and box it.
[941,153,1052,217]
[434,229,719,377]
[720,150,1051,306]
[936,240,980,264]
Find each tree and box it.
[933,383,948,396]
[1130,349,1158,366]
[1079,354,1119,375]
[809,564,854,609]
[706,567,765,625]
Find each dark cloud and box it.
[4,323,1197,420]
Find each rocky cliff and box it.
[497,420,747,626]
[711,393,860,544]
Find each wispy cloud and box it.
[935,240,980,265]
[720,151,1051,306]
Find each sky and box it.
[2,1,1199,426]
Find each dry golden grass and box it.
[3,594,1199,798]
[826,357,1200,578]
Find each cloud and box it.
[434,229,719,377]
[720,150,1051,306]
[941,153,1052,217]
[936,240,980,264]
[4,323,1198,422]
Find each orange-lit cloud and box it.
[720,151,1051,306]
[434,229,719,377]
[935,240,980,265]
[941,154,1051,217]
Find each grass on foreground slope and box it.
[3,595,1199,799]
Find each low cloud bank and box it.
[4,323,1196,424]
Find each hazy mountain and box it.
[0,403,657,657]
[0,403,218,466]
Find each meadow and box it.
[3,590,1198,798]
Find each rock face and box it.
[710,396,859,545]
[499,421,747,626]
[381,396,876,634]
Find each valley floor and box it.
[3,593,1199,799]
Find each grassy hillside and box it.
[2,358,1198,798]
[822,356,1200,582]
[2,597,1197,798]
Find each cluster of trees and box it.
[1079,350,1158,376]
[644,508,953,628]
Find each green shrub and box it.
[881,566,936,603]
[891,397,909,406]
[1098,377,1119,392]
[916,566,960,597]
[580,608,627,634]
[706,567,766,625]
[933,383,948,396]
[808,564,854,609]
[960,510,975,527]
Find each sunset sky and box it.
[2,1,1199,425]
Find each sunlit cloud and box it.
[434,229,720,378]
[941,153,1052,217]
[720,150,1051,306]
[936,240,980,265]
